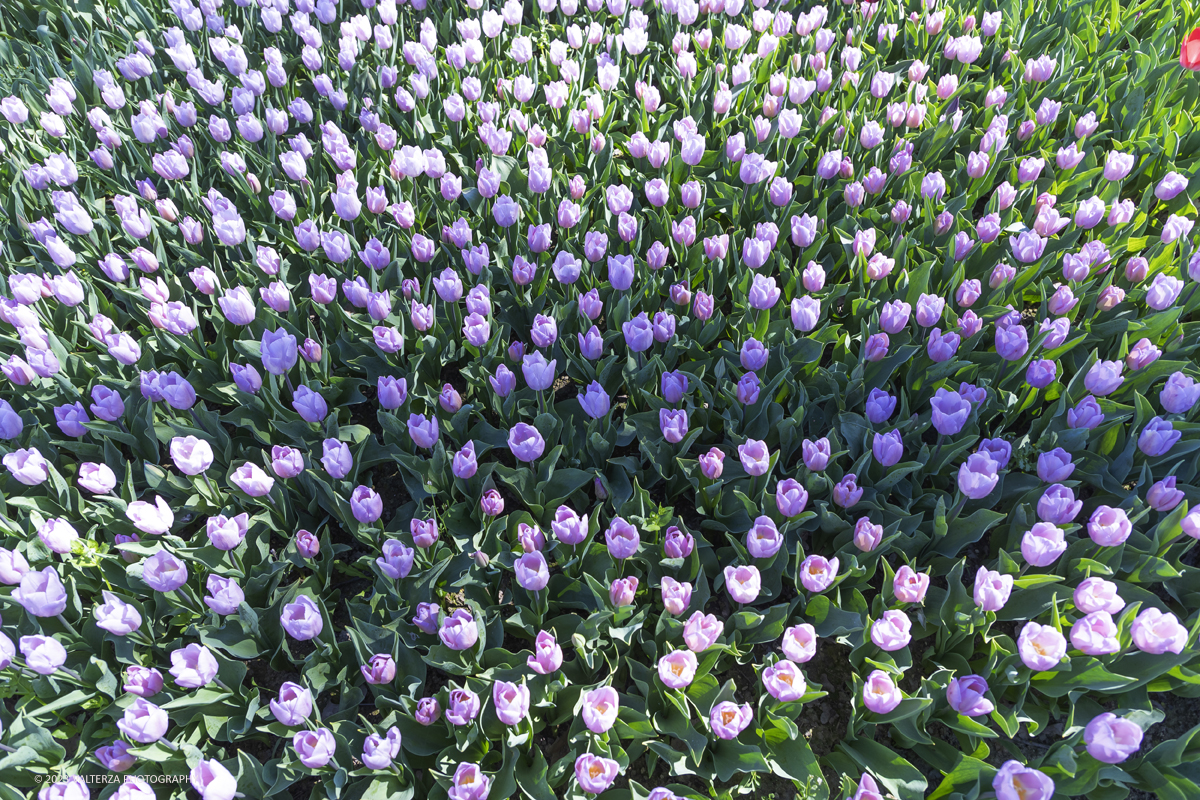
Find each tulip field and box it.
[3,0,1200,797]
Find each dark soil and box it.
[368,460,411,523]
[795,641,853,793]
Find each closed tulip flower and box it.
[854,517,884,552]
[118,698,169,743]
[95,591,142,636]
[946,675,993,717]
[833,474,864,507]
[1139,417,1180,456]
[1037,484,1082,524]
[1147,477,1184,511]
[271,683,313,726]
[439,609,479,651]
[872,430,904,467]
[96,740,136,773]
[361,654,397,685]
[528,630,563,675]
[1021,522,1067,566]
[281,595,323,641]
[231,462,275,497]
[660,576,692,615]
[1160,372,1200,413]
[124,666,164,698]
[973,567,1013,612]
[893,566,930,604]
[492,680,530,726]
[4,448,49,485]
[141,551,188,593]
[293,728,336,769]
[870,610,912,651]
[20,635,68,675]
[204,575,245,616]
[514,551,549,591]
[170,436,213,476]
[930,388,971,435]
[958,454,999,500]
[582,686,619,733]
[169,643,219,689]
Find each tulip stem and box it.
[948,494,967,522]
[156,737,178,752]
[189,408,209,435]
[0,744,15,753]
[56,614,81,639]
[931,434,945,467]
[130,631,157,649]
[214,677,234,694]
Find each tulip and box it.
[947,675,993,717]
[870,610,912,651]
[1071,611,1120,655]
[281,595,323,641]
[575,754,619,795]
[1085,713,1144,764]
[439,609,479,651]
[993,761,1054,800]
[1131,608,1187,654]
[862,670,901,713]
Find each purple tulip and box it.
[1085,713,1144,764]
[993,761,1054,800]
[974,567,1013,612]
[832,474,864,508]
[361,654,397,685]
[863,669,902,713]
[1131,608,1187,654]
[118,698,169,743]
[1071,611,1120,655]
[1139,417,1181,456]
[528,630,563,675]
[604,517,640,559]
[581,686,619,734]
[1018,622,1067,671]
[169,643,219,689]
[1088,505,1132,546]
[281,595,323,641]
[293,728,336,769]
[439,609,479,651]
[946,675,993,717]
[575,754,619,795]
[724,564,761,604]
[739,439,772,475]
[1074,577,1125,615]
[123,666,163,698]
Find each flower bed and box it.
[0,0,1199,799]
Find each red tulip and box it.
[1183,27,1200,70]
